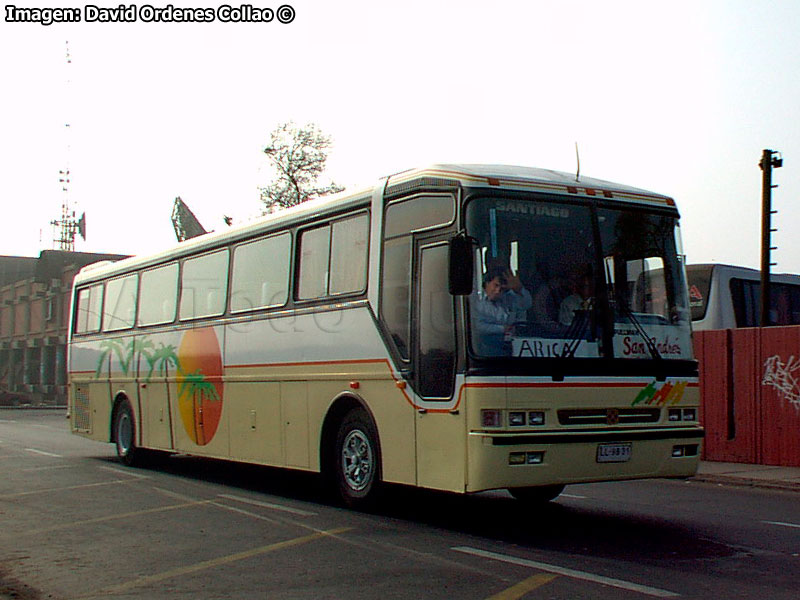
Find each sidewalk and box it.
[693,460,800,492]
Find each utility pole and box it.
[759,148,783,327]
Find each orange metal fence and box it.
[694,326,800,467]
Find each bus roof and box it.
[387,164,676,207]
[74,163,676,285]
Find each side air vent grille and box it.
[72,385,91,433]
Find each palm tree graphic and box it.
[95,338,136,379]
[147,343,179,381]
[178,370,220,445]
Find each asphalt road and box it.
[1,410,798,599]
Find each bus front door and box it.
[413,240,466,492]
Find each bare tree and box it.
[259,121,345,212]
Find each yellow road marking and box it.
[77,527,352,598]
[23,499,217,536]
[486,573,558,599]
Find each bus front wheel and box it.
[333,409,381,508]
[113,399,141,467]
[508,484,565,502]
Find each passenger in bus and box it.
[471,267,532,356]
[558,270,593,326]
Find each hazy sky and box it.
[2,1,799,273]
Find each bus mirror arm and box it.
[449,232,477,296]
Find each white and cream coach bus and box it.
[68,164,703,506]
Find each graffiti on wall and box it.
[762,355,800,411]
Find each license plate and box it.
[597,442,632,463]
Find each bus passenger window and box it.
[138,263,178,326]
[75,285,103,334]
[297,225,331,300]
[330,213,368,295]
[179,250,229,320]
[231,233,290,312]
[103,275,138,331]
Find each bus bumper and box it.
[466,427,704,492]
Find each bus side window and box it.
[179,250,228,320]
[380,195,455,363]
[103,274,138,331]
[75,284,103,334]
[297,225,331,300]
[138,263,178,327]
[230,233,290,313]
[329,213,369,295]
[380,237,412,360]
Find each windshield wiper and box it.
[616,301,662,360]
[561,299,594,359]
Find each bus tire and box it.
[508,484,565,503]
[333,408,381,508]
[113,399,141,467]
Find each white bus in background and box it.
[687,263,800,330]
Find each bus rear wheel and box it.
[508,484,565,503]
[333,408,381,508]
[113,400,141,467]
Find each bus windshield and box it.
[466,196,692,361]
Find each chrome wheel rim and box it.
[341,429,373,492]
[117,412,132,456]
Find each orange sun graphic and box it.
[176,326,224,445]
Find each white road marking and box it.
[762,520,800,529]
[97,465,150,479]
[217,493,317,516]
[453,546,680,598]
[21,465,74,472]
[24,448,62,458]
[560,493,588,499]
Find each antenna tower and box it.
[51,40,85,251]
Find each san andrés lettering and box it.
[622,335,683,357]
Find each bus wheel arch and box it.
[320,394,382,508]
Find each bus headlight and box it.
[528,411,545,426]
[668,408,697,422]
[509,412,526,426]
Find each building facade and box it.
[0,251,127,406]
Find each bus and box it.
[68,164,703,506]
[687,263,800,330]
